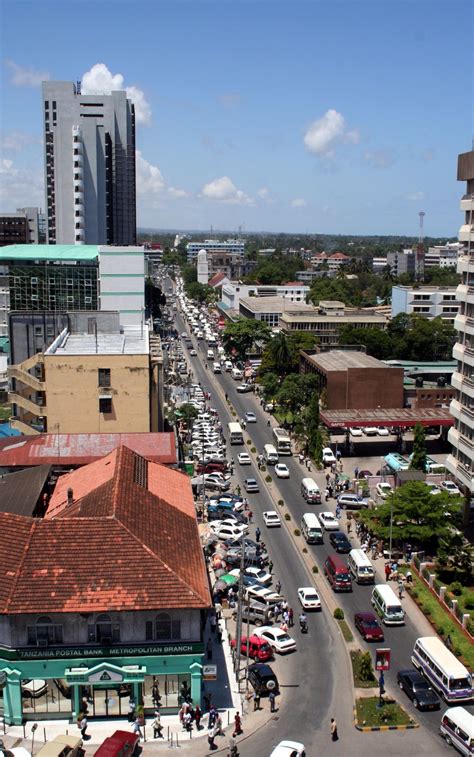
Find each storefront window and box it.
[21,679,72,718]
[142,673,191,710]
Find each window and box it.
[99,397,112,413]
[27,615,63,646]
[98,368,111,387]
[34,326,43,336]
[145,613,181,641]
[88,613,120,644]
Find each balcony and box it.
[460,196,474,213]
[458,225,474,243]
[9,391,47,417]
[445,454,474,493]
[8,365,45,392]
[9,417,41,436]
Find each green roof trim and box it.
[0,244,99,262]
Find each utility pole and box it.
[234,533,245,689]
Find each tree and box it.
[177,403,198,428]
[437,532,473,583]
[259,371,280,400]
[222,319,271,361]
[260,331,317,376]
[360,481,462,552]
[410,423,427,471]
[277,375,305,414]
[181,264,197,285]
[337,325,393,359]
[185,282,216,304]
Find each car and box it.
[254,626,296,654]
[376,482,393,499]
[349,427,363,438]
[244,478,259,492]
[322,447,336,465]
[225,551,265,569]
[269,741,306,757]
[245,586,282,605]
[245,411,257,423]
[21,679,48,698]
[264,401,275,411]
[439,480,462,496]
[189,349,197,356]
[213,518,249,532]
[244,566,272,585]
[297,587,321,610]
[210,494,245,511]
[363,427,378,436]
[357,469,373,479]
[230,634,274,662]
[427,483,442,496]
[337,493,367,510]
[396,669,441,711]
[263,511,281,527]
[354,612,384,641]
[274,463,290,479]
[236,383,254,393]
[247,663,279,694]
[319,511,339,530]
[377,426,390,436]
[238,452,252,465]
[329,532,352,553]
[180,332,187,338]
[208,509,247,524]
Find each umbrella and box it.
[204,534,219,546]
[213,579,227,592]
[214,568,226,577]
[338,473,351,481]
[220,574,238,586]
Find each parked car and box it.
[349,427,363,438]
[244,478,259,492]
[439,480,462,496]
[230,634,273,662]
[337,493,367,510]
[363,427,378,436]
[354,612,384,642]
[297,587,321,610]
[274,464,290,479]
[377,426,390,436]
[247,663,279,694]
[319,511,339,531]
[263,511,281,527]
[396,669,440,710]
[269,741,306,757]
[236,383,254,393]
[376,482,392,499]
[322,447,336,465]
[254,626,296,654]
[208,508,247,524]
[329,532,352,553]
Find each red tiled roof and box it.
[329,252,350,259]
[0,446,210,614]
[208,272,227,287]
[0,433,176,468]
[282,281,305,286]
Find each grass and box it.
[355,697,413,727]
[0,405,11,421]
[350,651,377,688]
[339,619,354,643]
[403,570,474,669]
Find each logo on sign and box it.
[100,672,112,681]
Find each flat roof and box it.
[383,360,457,373]
[281,311,386,323]
[0,244,98,261]
[305,350,389,372]
[320,408,454,429]
[240,296,315,313]
[46,325,149,355]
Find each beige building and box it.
[279,300,388,346]
[9,321,163,435]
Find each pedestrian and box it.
[128,696,136,722]
[384,563,391,582]
[203,692,212,711]
[78,713,88,739]
[275,579,281,594]
[330,718,338,741]
[208,705,217,728]
[336,449,342,461]
[233,712,243,737]
[268,560,274,574]
[326,472,331,484]
[194,704,202,730]
[288,607,294,627]
[248,509,253,523]
[280,620,288,632]
[405,569,413,585]
[268,690,276,712]
[210,615,217,633]
[253,689,261,710]
[398,580,404,600]
[339,460,343,472]
[152,710,163,738]
[255,527,261,543]
[354,466,359,478]
[206,637,213,660]
[267,418,271,427]
[283,610,289,625]
[273,603,281,622]
[132,717,142,740]
[347,520,352,535]
[335,505,341,519]
[325,488,330,502]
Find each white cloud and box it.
[304,109,358,157]
[405,191,425,201]
[1,130,41,152]
[135,151,187,200]
[201,176,253,205]
[257,187,275,204]
[291,198,307,208]
[0,158,43,208]
[81,64,151,125]
[363,148,396,168]
[5,60,50,87]
[168,187,189,199]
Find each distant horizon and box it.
[137,226,457,242]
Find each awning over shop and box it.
[320,407,454,429]
[65,662,146,685]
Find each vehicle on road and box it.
[189,349,197,356]
[319,511,339,531]
[275,463,290,479]
[376,482,393,499]
[300,513,323,544]
[263,511,281,527]
[238,452,252,465]
[245,411,257,423]
[227,421,244,445]
[337,492,367,510]
[264,444,279,465]
[322,447,336,465]
[230,634,273,662]
[236,383,254,393]
[244,478,259,492]
[254,626,296,654]
[297,587,321,611]
[324,554,352,592]
[212,362,221,374]
[354,612,384,642]
[397,669,440,711]
[272,428,292,455]
[230,566,272,586]
[231,367,244,380]
[439,480,462,496]
[348,549,375,584]
[371,584,405,625]
[301,477,321,504]
[440,706,473,755]
[329,531,352,553]
[269,741,306,757]
[412,636,473,703]
[247,663,279,694]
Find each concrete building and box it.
[391,285,460,323]
[42,81,136,245]
[300,349,404,410]
[186,239,245,264]
[386,248,423,278]
[222,281,310,312]
[0,444,211,724]
[239,296,314,328]
[0,244,145,328]
[425,242,464,269]
[196,249,209,284]
[279,300,388,346]
[8,313,163,435]
[0,208,45,247]
[447,149,474,494]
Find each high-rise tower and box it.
[42,81,136,245]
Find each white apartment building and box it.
[446,149,474,494]
[221,281,310,312]
[391,285,460,323]
[186,239,245,263]
[425,242,464,269]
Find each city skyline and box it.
[0,0,472,237]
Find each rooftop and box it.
[393,285,459,292]
[281,310,387,323]
[240,296,315,313]
[0,244,98,262]
[46,325,149,356]
[321,407,454,429]
[0,465,50,516]
[305,350,389,372]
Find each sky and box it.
[0,0,472,237]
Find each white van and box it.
[263,444,279,465]
[301,513,324,544]
[224,360,233,372]
[440,707,473,755]
[213,362,221,374]
[207,349,214,360]
[371,584,405,625]
[301,477,321,504]
[348,549,375,584]
[231,367,243,380]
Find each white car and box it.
[364,427,378,436]
[209,523,248,540]
[319,511,339,531]
[376,482,393,499]
[377,426,390,436]
[245,411,257,423]
[297,587,321,610]
[427,483,442,496]
[189,349,197,356]
[322,447,336,465]
[238,452,252,465]
[244,586,281,603]
[440,480,462,496]
[263,511,281,527]
[244,566,272,585]
[274,464,290,479]
[254,626,296,654]
[270,741,306,757]
[349,427,363,438]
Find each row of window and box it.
[26,613,182,646]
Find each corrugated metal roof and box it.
[0,244,98,261]
[321,408,454,428]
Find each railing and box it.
[8,392,47,416]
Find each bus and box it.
[272,427,292,456]
[412,637,473,704]
[408,453,446,475]
[384,452,410,472]
[228,422,244,445]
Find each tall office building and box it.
[446,149,474,494]
[42,81,136,246]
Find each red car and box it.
[354,612,384,642]
[196,461,228,475]
[230,634,273,662]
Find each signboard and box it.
[375,648,391,671]
[202,665,217,681]
[89,669,123,683]
[5,642,205,662]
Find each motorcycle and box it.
[299,618,308,633]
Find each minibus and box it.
[371,584,405,625]
[348,549,375,584]
[412,637,473,703]
[301,513,324,544]
[439,707,473,755]
[263,444,279,465]
[301,478,321,504]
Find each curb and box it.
[353,706,419,732]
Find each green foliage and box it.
[437,535,473,583]
[294,528,301,536]
[222,318,271,361]
[333,608,344,620]
[260,331,317,377]
[184,281,216,304]
[259,371,280,400]
[276,373,319,415]
[312,565,319,574]
[181,263,197,285]
[284,513,291,521]
[244,253,304,285]
[265,474,272,482]
[410,423,427,471]
[358,652,375,682]
[176,403,198,426]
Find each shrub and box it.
[260,464,266,472]
[294,528,301,536]
[246,439,252,445]
[278,499,284,506]
[333,608,344,620]
[464,593,474,610]
[284,513,291,521]
[302,547,308,553]
[450,581,464,596]
[251,446,256,453]
[265,474,272,482]
[312,565,319,574]
[358,652,375,682]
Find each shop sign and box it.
[5,642,205,662]
[202,665,217,681]
[89,669,123,683]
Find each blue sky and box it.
[0,0,472,236]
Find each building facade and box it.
[391,285,460,323]
[222,282,310,312]
[425,242,464,269]
[239,296,315,328]
[446,149,474,494]
[42,81,136,246]
[279,300,388,346]
[186,239,245,264]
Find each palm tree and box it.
[267,332,292,375]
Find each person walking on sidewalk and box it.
[255,527,261,543]
[233,712,243,737]
[206,637,213,660]
[330,718,338,741]
[268,690,276,712]
[253,689,261,711]
[288,607,294,627]
[79,714,88,739]
[152,710,163,738]
[384,563,391,582]
[194,704,202,730]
